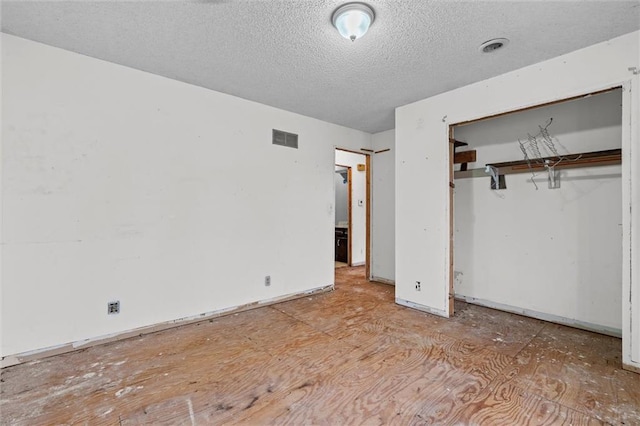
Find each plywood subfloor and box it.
[1,266,638,425]
[335,261,348,269]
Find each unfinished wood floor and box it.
[1,266,638,425]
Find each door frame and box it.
[335,148,371,279]
[447,85,637,371]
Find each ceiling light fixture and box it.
[332,2,375,42]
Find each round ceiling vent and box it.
[479,38,510,53]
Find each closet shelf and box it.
[455,148,621,179]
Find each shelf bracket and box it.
[545,161,560,189]
[485,165,505,190]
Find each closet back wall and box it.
[453,89,623,333]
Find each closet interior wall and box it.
[452,89,623,334]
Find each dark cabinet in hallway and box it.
[335,227,348,263]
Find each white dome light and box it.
[332,3,375,42]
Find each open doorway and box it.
[335,148,370,275]
[449,87,623,336]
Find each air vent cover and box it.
[479,38,510,53]
[272,129,298,149]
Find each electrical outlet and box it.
[108,301,120,314]
[415,281,421,291]
[265,276,271,287]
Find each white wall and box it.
[1,34,372,358]
[335,150,367,266]
[0,33,4,359]
[395,31,639,370]
[371,130,395,283]
[334,167,348,225]
[453,90,622,332]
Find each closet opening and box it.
[449,87,623,336]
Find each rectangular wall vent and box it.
[272,129,298,149]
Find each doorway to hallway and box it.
[334,148,369,273]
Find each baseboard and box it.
[351,261,365,267]
[1,284,334,369]
[623,361,640,374]
[396,298,449,318]
[371,276,395,286]
[456,294,622,338]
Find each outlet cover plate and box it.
[108,301,120,314]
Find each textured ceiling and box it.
[2,1,639,133]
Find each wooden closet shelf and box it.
[489,148,621,174]
[454,149,621,179]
